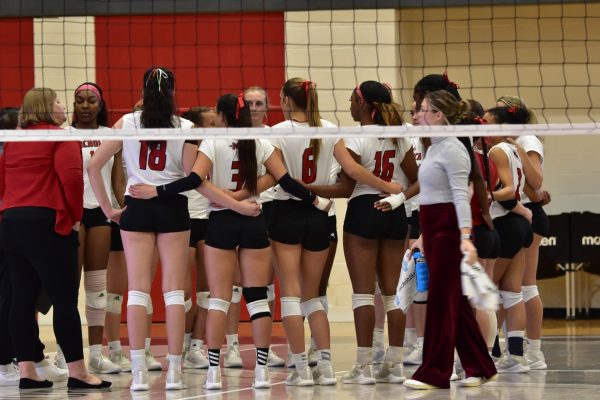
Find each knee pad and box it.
[382,295,399,313]
[352,293,375,310]
[266,284,276,303]
[208,298,230,314]
[414,291,428,303]
[164,290,185,307]
[522,285,539,303]
[85,305,106,327]
[374,281,382,296]
[127,290,151,311]
[243,287,271,321]
[319,295,329,314]
[106,292,123,314]
[84,270,107,309]
[500,290,523,309]
[231,286,242,304]
[300,298,325,318]
[147,298,154,315]
[196,291,210,309]
[184,297,193,313]
[86,290,107,310]
[280,297,302,318]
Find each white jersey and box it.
[345,134,413,201]
[199,139,274,212]
[328,160,341,217]
[490,142,524,219]
[271,119,339,201]
[516,135,544,204]
[121,111,194,195]
[257,125,276,204]
[81,135,114,209]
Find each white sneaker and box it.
[450,362,458,381]
[458,374,497,387]
[526,350,547,370]
[372,342,385,365]
[307,345,318,367]
[342,364,376,385]
[145,350,163,371]
[36,357,68,382]
[312,364,337,386]
[224,343,243,368]
[54,351,67,370]
[130,369,149,391]
[253,365,271,389]
[403,344,423,365]
[403,379,438,390]
[183,348,209,369]
[495,353,530,374]
[286,351,294,368]
[375,361,405,383]
[0,363,19,386]
[203,367,222,390]
[110,350,132,372]
[88,352,122,374]
[165,368,187,390]
[285,366,314,386]
[267,348,286,367]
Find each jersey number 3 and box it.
[139,141,167,171]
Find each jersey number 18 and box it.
[139,141,167,171]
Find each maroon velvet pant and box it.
[411,203,497,388]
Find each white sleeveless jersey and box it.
[186,189,209,219]
[516,135,544,204]
[345,133,413,201]
[81,134,114,209]
[490,142,524,219]
[257,125,276,204]
[121,112,194,195]
[271,119,339,201]
[199,139,274,212]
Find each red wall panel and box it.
[0,19,34,108]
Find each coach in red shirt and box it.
[0,88,109,390]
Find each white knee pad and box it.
[127,291,151,311]
[266,284,276,303]
[147,298,154,315]
[500,290,523,309]
[106,292,123,314]
[522,285,539,303]
[208,298,230,314]
[280,297,302,318]
[184,297,193,313]
[382,295,399,313]
[352,293,375,310]
[374,281,382,296]
[164,290,185,307]
[231,286,242,304]
[86,290,107,310]
[300,298,325,318]
[84,270,107,309]
[414,291,428,303]
[247,299,271,320]
[196,291,210,309]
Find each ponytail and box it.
[284,78,322,161]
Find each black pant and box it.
[1,207,83,363]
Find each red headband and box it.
[75,84,101,101]
[355,84,378,120]
[442,71,459,89]
[235,93,245,119]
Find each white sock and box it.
[386,346,403,364]
[131,349,147,371]
[190,339,204,350]
[404,328,417,346]
[89,344,102,357]
[317,349,332,366]
[373,328,385,345]
[226,334,238,347]
[310,337,317,350]
[145,338,152,351]
[357,347,372,365]
[415,336,424,347]
[528,339,541,353]
[108,340,122,353]
[168,354,182,371]
[292,352,308,370]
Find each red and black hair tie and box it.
[474,116,487,125]
[301,80,315,99]
[507,106,518,114]
[235,93,245,119]
[442,71,460,89]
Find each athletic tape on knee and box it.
[500,290,523,309]
[300,298,325,318]
[208,298,230,314]
[84,270,107,309]
[280,297,302,318]
[164,290,185,307]
[522,285,539,303]
[374,281,382,296]
[266,284,275,303]
[231,286,242,304]
[184,297,193,313]
[106,293,123,314]
[196,291,210,309]
[85,305,106,326]
[127,291,151,311]
[352,293,375,310]
[382,295,399,313]
[147,298,153,315]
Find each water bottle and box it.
[413,251,429,293]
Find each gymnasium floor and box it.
[2,321,599,400]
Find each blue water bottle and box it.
[413,251,429,293]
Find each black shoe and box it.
[19,378,53,389]
[67,377,112,390]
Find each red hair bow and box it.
[474,116,487,125]
[442,71,460,89]
[301,80,316,99]
[507,106,518,114]
[235,93,245,119]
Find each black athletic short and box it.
[524,201,549,237]
[261,201,274,228]
[120,195,190,233]
[343,194,409,240]
[474,224,501,259]
[268,199,330,252]
[110,222,123,252]
[81,207,110,229]
[189,218,208,247]
[328,215,338,242]
[204,210,269,250]
[493,212,534,259]
[409,209,420,239]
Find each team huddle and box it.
[0,67,548,392]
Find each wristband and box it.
[461,233,473,240]
[380,192,406,210]
[314,196,332,211]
